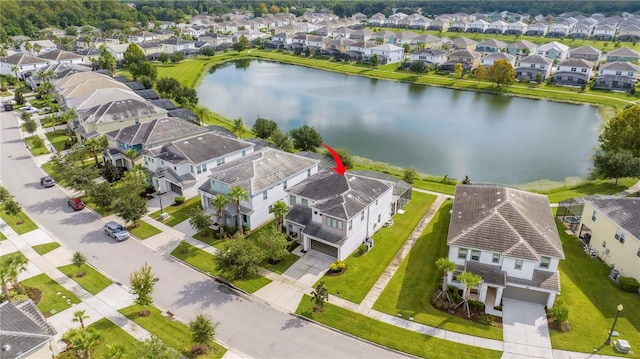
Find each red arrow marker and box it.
[322,144,347,176]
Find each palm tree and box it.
[10,65,19,81]
[435,257,456,304]
[210,194,228,236]
[72,310,90,329]
[124,148,137,169]
[85,137,107,167]
[63,327,101,359]
[0,254,29,302]
[454,271,483,318]
[311,281,329,312]
[24,41,32,54]
[227,186,248,234]
[63,107,77,140]
[33,43,42,55]
[105,344,125,359]
[270,200,288,232]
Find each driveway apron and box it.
[502,298,553,359]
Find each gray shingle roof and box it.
[606,47,640,57]
[449,49,481,59]
[287,169,392,220]
[150,99,178,110]
[465,261,506,286]
[557,58,594,68]
[518,55,553,65]
[600,61,640,72]
[106,117,207,147]
[447,185,564,261]
[570,45,602,56]
[303,222,346,245]
[413,48,446,57]
[37,49,83,61]
[79,98,166,125]
[509,269,560,291]
[0,53,46,65]
[587,198,640,240]
[285,204,312,225]
[0,300,56,359]
[209,149,318,195]
[158,132,253,165]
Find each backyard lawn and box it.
[170,243,271,293]
[149,196,202,227]
[127,221,162,239]
[550,220,640,356]
[22,273,80,317]
[319,191,437,304]
[297,295,502,359]
[58,263,112,295]
[0,206,38,234]
[535,178,637,203]
[373,202,503,340]
[120,305,226,359]
[32,242,60,255]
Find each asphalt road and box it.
[0,109,406,359]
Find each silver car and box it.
[104,221,130,242]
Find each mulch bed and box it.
[430,290,503,329]
[324,268,347,277]
[25,286,43,305]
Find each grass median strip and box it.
[373,202,502,340]
[297,294,502,359]
[170,242,271,293]
[127,221,162,240]
[120,305,226,359]
[319,191,437,303]
[21,273,80,317]
[32,242,60,255]
[58,263,112,295]
[0,206,38,234]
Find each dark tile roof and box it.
[352,170,412,198]
[509,269,560,291]
[156,132,253,165]
[168,108,199,123]
[0,300,56,359]
[106,117,207,147]
[557,58,594,68]
[449,49,481,58]
[135,89,161,100]
[465,261,506,286]
[124,81,145,90]
[518,55,553,65]
[447,185,564,261]
[150,99,177,110]
[287,169,393,220]
[0,53,46,65]
[570,45,602,55]
[606,47,640,57]
[205,125,236,138]
[37,49,83,61]
[79,98,167,125]
[587,198,640,240]
[303,222,346,245]
[600,61,640,72]
[285,204,312,225]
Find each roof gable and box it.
[588,198,640,239]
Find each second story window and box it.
[492,253,500,263]
[471,250,480,261]
[301,198,308,206]
[217,158,225,166]
[349,220,353,230]
[283,181,287,190]
[592,210,597,222]
[615,228,626,244]
[361,211,365,221]
[514,259,523,270]
[325,216,344,230]
[289,195,296,206]
[540,256,551,269]
[263,191,268,200]
[458,248,468,260]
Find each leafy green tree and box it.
[155,77,181,97]
[72,309,89,329]
[0,253,28,302]
[488,59,516,87]
[475,65,487,80]
[14,91,25,105]
[129,262,155,316]
[113,170,148,226]
[409,60,427,74]
[402,43,411,54]
[227,186,248,231]
[252,117,279,139]
[435,258,456,304]
[593,150,640,185]
[210,194,228,236]
[599,105,640,157]
[63,327,101,359]
[23,115,38,135]
[201,47,215,57]
[256,225,290,263]
[98,46,116,76]
[270,129,294,152]
[311,281,329,312]
[101,161,121,183]
[270,201,288,232]
[105,344,126,359]
[3,198,21,217]
[213,237,263,280]
[189,207,214,236]
[189,314,217,354]
[134,336,180,359]
[169,51,184,63]
[157,52,169,64]
[72,251,87,277]
[369,54,379,66]
[290,125,323,152]
[0,185,10,203]
[323,147,352,168]
[403,167,417,184]
[124,43,145,66]
[461,175,472,185]
[454,63,464,79]
[232,118,245,137]
[233,35,249,51]
[131,61,158,81]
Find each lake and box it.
[197,60,601,185]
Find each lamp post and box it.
[605,304,624,346]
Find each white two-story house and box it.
[594,61,640,90]
[446,185,564,308]
[552,58,594,86]
[410,48,447,66]
[146,132,255,198]
[515,55,554,81]
[284,169,393,260]
[198,149,319,230]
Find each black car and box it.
[40,176,55,187]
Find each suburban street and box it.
[0,109,406,359]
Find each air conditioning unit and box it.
[609,269,620,281]
[605,248,610,255]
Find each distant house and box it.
[414,34,442,49]
[526,23,548,36]
[505,40,537,57]
[451,37,477,51]
[536,41,570,61]
[569,23,593,38]
[427,18,450,32]
[161,38,196,54]
[605,47,640,63]
[410,48,447,66]
[486,20,508,34]
[37,49,85,65]
[440,49,482,72]
[547,23,570,38]
[106,43,129,63]
[577,197,640,282]
[569,45,602,62]
[199,149,319,230]
[505,21,528,36]
[594,61,640,90]
[370,43,404,64]
[593,24,617,40]
[0,53,50,79]
[481,52,516,69]
[552,58,594,86]
[129,31,158,43]
[449,20,470,33]
[20,39,57,56]
[468,19,489,33]
[137,41,164,57]
[0,300,58,359]
[515,55,554,81]
[475,39,507,53]
[446,185,564,308]
[389,31,420,45]
[285,169,394,259]
[616,25,640,41]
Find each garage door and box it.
[169,181,182,195]
[502,286,549,305]
[310,240,338,258]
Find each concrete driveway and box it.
[501,298,553,359]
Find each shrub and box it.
[560,321,572,332]
[618,277,640,292]
[468,300,485,310]
[448,286,462,303]
[358,243,368,255]
[174,196,185,205]
[548,303,569,323]
[329,260,346,273]
[478,313,495,326]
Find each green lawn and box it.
[21,273,80,317]
[0,206,38,234]
[534,178,638,203]
[373,202,502,340]
[44,130,69,152]
[78,194,113,217]
[149,196,202,227]
[58,263,112,296]
[0,231,6,240]
[120,305,226,359]
[297,295,502,359]
[550,220,640,355]
[319,191,437,304]
[31,242,60,255]
[24,135,50,156]
[127,221,162,239]
[86,318,137,358]
[170,243,271,293]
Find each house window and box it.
[216,158,225,166]
[262,191,267,200]
[307,169,311,177]
[615,228,625,244]
[289,195,296,205]
[581,68,587,73]
[349,220,353,230]
[377,214,381,223]
[361,211,365,221]
[458,248,468,259]
[452,270,462,283]
[471,250,480,261]
[514,259,523,270]
[628,72,634,76]
[540,65,545,69]
[190,165,194,173]
[242,150,246,156]
[196,164,207,174]
[283,181,287,190]
[603,241,607,248]
[540,256,551,269]
[492,253,500,263]
[241,214,248,223]
[637,248,640,258]
[325,216,344,230]
[592,210,597,222]
[616,71,622,76]
[301,199,308,206]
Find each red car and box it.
[68,198,86,211]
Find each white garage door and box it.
[502,286,549,306]
[310,240,338,258]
